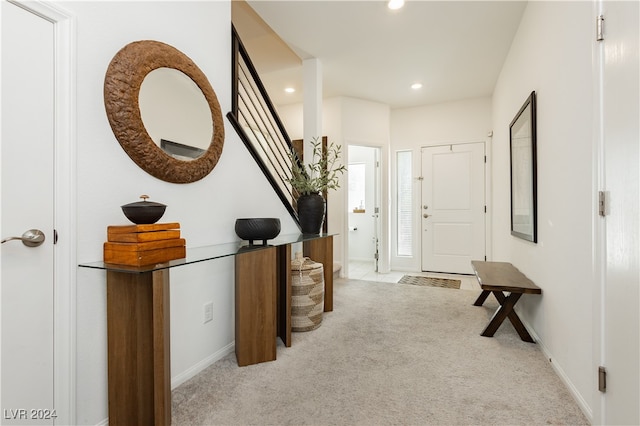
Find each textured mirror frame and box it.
[104,40,224,183]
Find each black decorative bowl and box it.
[235,218,281,245]
[121,195,166,224]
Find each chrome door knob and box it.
[1,229,45,247]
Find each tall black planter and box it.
[297,193,325,234]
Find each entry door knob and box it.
[1,229,46,247]
[423,214,430,219]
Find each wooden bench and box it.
[471,261,542,343]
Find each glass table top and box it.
[78,233,333,273]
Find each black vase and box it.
[297,193,325,234]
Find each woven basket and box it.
[291,255,324,332]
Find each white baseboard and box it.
[171,342,235,390]
[519,314,593,423]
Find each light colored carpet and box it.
[172,278,588,425]
[398,275,461,289]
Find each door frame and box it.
[345,144,382,271]
[342,139,389,278]
[0,1,77,423]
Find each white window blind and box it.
[397,151,412,256]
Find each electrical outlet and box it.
[203,301,213,324]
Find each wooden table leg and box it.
[277,244,292,347]
[491,291,535,343]
[106,269,171,426]
[304,236,333,312]
[235,247,277,366]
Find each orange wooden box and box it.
[107,222,180,243]
[104,238,186,266]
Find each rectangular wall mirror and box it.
[510,91,537,243]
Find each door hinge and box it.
[598,191,608,216]
[374,252,379,260]
[598,366,607,392]
[484,205,487,213]
[597,15,604,41]
[53,229,58,244]
[484,155,487,163]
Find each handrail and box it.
[228,25,301,229]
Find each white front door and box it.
[599,0,640,423]
[1,2,56,424]
[421,143,485,274]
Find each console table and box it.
[79,233,334,426]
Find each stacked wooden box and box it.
[104,222,185,266]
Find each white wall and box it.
[390,97,492,271]
[491,1,594,417]
[66,2,298,424]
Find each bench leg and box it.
[480,292,535,343]
[473,290,491,306]
[491,291,535,343]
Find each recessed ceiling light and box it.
[388,0,404,10]
[411,83,423,90]
[285,87,295,93]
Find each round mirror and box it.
[104,40,224,183]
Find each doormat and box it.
[397,275,461,289]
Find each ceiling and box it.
[233,0,527,109]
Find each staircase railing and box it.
[226,25,300,227]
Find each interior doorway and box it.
[347,145,381,278]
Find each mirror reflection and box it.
[511,104,533,233]
[139,67,213,160]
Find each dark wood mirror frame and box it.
[104,40,224,183]
[509,91,537,243]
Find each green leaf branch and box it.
[286,137,347,196]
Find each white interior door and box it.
[600,1,640,423]
[1,2,56,424]
[421,143,485,274]
[347,145,380,271]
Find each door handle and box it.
[423,214,430,219]
[1,229,45,247]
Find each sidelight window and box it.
[396,151,412,256]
